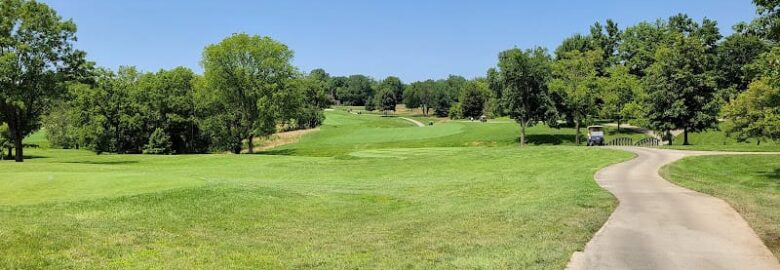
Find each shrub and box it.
[143,128,172,154]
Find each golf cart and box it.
[587,125,605,146]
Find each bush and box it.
[143,128,172,154]
[296,106,325,129]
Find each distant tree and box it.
[619,21,670,76]
[716,30,769,100]
[444,75,467,102]
[0,123,12,160]
[136,67,205,153]
[327,76,348,103]
[549,49,602,145]
[497,47,557,146]
[380,76,405,102]
[460,81,490,119]
[42,101,79,149]
[433,90,451,117]
[376,87,397,114]
[338,75,374,106]
[598,65,642,131]
[643,34,719,145]
[198,33,296,153]
[485,68,504,116]
[0,0,89,162]
[404,80,436,116]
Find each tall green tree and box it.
[198,33,296,153]
[375,86,397,114]
[403,80,436,116]
[549,49,602,144]
[0,0,89,162]
[753,0,780,41]
[497,47,557,146]
[380,76,405,102]
[722,46,780,144]
[459,80,490,119]
[337,75,374,106]
[716,30,769,100]
[643,34,719,145]
[598,65,642,131]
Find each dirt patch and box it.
[242,128,319,153]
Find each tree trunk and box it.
[616,119,621,132]
[575,120,581,145]
[683,128,689,145]
[667,131,673,145]
[13,130,23,162]
[757,139,761,146]
[247,135,254,154]
[519,119,527,146]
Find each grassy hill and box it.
[0,110,637,269]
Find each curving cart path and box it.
[567,147,780,270]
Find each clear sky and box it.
[44,0,758,82]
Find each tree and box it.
[444,75,467,102]
[722,79,780,144]
[380,76,405,102]
[549,49,602,145]
[723,46,780,144]
[598,65,642,131]
[337,75,374,106]
[199,33,296,153]
[716,30,769,100]
[376,86,397,114]
[136,67,205,154]
[619,21,670,76]
[0,0,88,162]
[753,0,780,41]
[497,47,557,146]
[643,34,719,145]
[460,81,489,119]
[403,80,436,116]
[433,90,450,117]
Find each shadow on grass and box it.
[256,148,298,156]
[0,155,50,161]
[760,168,780,180]
[62,160,139,165]
[523,134,578,145]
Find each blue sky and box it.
[44,0,757,82]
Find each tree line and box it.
[487,2,780,146]
[2,0,779,161]
[0,0,328,161]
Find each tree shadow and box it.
[62,160,139,165]
[256,148,297,156]
[759,168,780,180]
[523,134,578,145]
[0,155,50,161]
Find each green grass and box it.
[271,110,648,156]
[0,146,632,269]
[661,155,780,258]
[665,126,780,152]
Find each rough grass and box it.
[661,155,780,258]
[0,146,632,269]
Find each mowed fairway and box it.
[1,111,633,269]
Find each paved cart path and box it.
[567,147,780,270]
